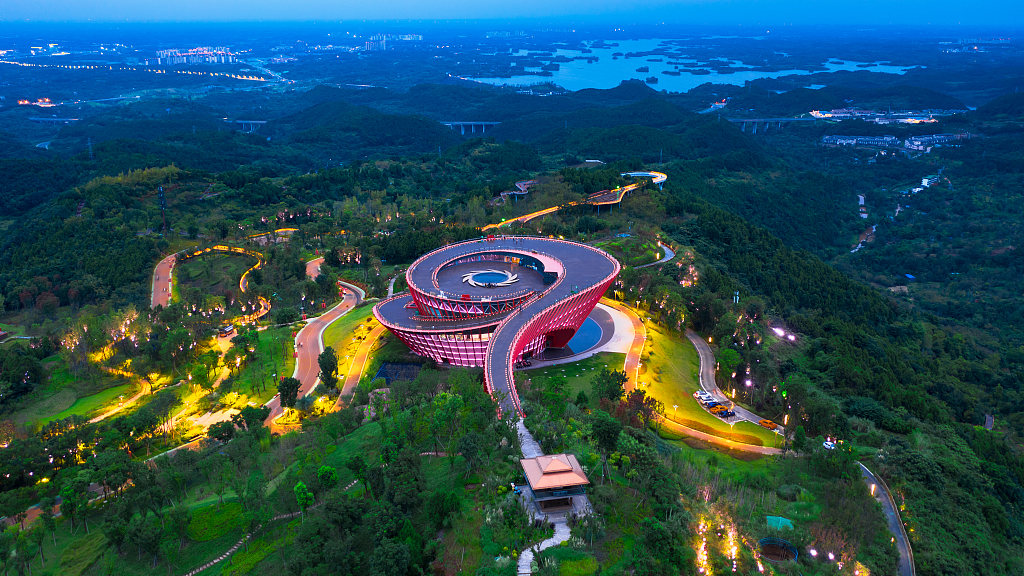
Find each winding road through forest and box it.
[264,258,364,430]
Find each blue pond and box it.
[472,271,508,283]
[566,317,602,352]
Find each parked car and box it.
[716,410,735,418]
[759,419,778,430]
[823,441,836,450]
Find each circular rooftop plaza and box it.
[373,235,620,416]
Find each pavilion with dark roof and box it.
[520,453,590,513]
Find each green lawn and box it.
[40,383,134,424]
[322,304,381,384]
[320,422,383,487]
[524,353,627,404]
[0,322,27,341]
[177,252,251,296]
[631,320,780,447]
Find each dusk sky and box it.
[1,0,1019,26]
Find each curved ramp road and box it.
[685,328,785,435]
[860,463,915,576]
[264,258,363,429]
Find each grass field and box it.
[42,384,134,424]
[322,304,382,385]
[176,253,251,297]
[640,320,780,446]
[0,321,27,340]
[231,326,296,403]
[522,353,628,405]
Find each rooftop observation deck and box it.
[375,236,619,415]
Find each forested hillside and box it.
[1,79,1023,576]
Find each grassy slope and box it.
[642,322,780,446]
[321,304,382,385]
[232,326,296,403]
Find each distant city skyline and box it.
[1,0,1021,27]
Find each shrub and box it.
[777,484,802,502]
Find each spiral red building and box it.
[373,236,620,416]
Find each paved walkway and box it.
[333,324,387,409]
[660,416,782,455]
[860,463,914,576]
[599,299,646,389]
[514,421,589,574]
[635,242,675,269]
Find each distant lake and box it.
[472,39,923,93]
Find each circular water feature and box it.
[472,271,510,284]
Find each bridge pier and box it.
[741,122,746,132]
[752,122,758,134]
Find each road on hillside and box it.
[606,302,783,454]
[685,329,785,434]
[264,258,363,429]
[636,242,675,269]
[860,463,915,576]
[151,254,175,308]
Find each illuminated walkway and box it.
[483,172,667,230]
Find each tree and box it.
[15,530,33,576]
[346,455,368,495]
[317,347,339,389]
[0,531,13,576]
[294,481,315,522]
[575,390,590,407]
[430,393,465,469]
[457,432,483,474]
[278,377,301,409]
[39,496,57,545]
[592,410,623,455]
[232,405,271,431]
[317,466,339,493]
[371,537,411,576]
[29,525,45,567]
[168,505,191,550]
[103,515,129,555]
[208,421,235,443]
[592,369,628,402]
[717,348,742,378]
[793,425,808,453]
[158,539,179,576]
[60,482,84,533]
